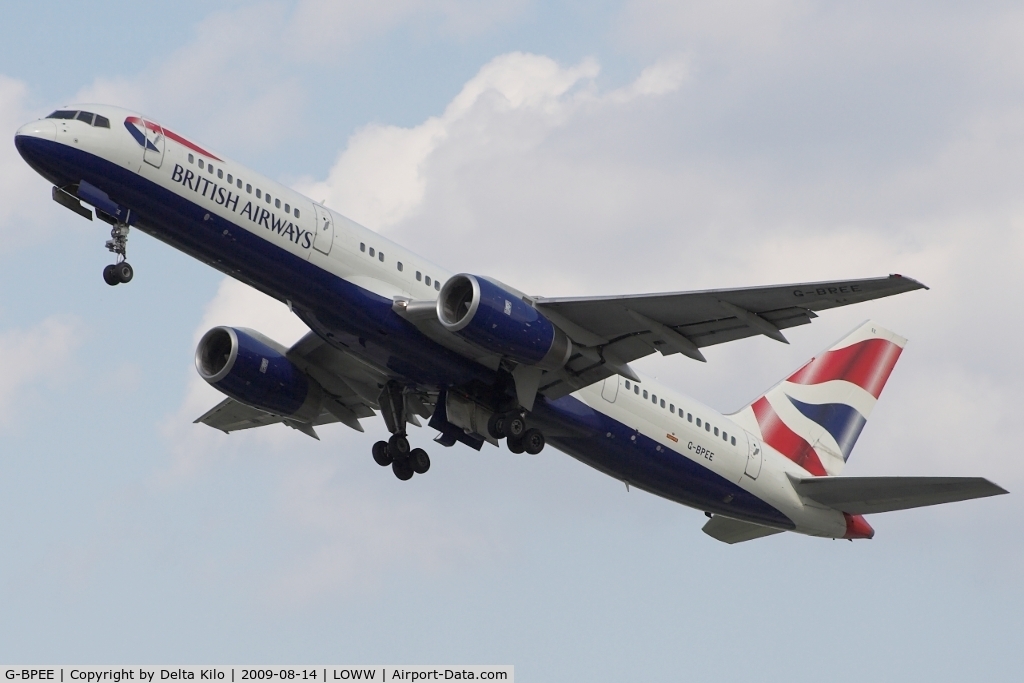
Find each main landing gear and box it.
[102,223,133,286]
[373,380,431,481]
[487,410,545,455]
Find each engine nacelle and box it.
[437,274,572,370]
[195,326,322,422]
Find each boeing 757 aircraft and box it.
[14,105,1007,543]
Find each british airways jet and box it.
[15,104,1007,543]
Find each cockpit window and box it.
[46,110,110,128]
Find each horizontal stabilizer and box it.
[702,515,786,544]
[790,475,1008,514]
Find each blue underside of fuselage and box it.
[16,135,794,529]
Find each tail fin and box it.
[730,320,906,476]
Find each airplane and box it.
[14,104,1007,544]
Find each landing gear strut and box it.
[103,223,133,286]
[373,381,431,480]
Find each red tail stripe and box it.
[751,397,828,476]
[787,338,903,399]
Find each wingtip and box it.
[890,274,930,291]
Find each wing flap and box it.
[702,515,786,544]
[790,475,1008,514]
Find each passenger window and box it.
[256,189,261,198]
[670,404,674,413]
[435,280,440,291]
[624,381,631,390]
[731,436,736,446]
[275,198,281,209]
[265,193,271,203]
[227,174,233,183]
[696,418,701,427]
[643,390,648,399]
[284,203,290,213]
[722,432,728,442]
[660,399,665,408]
[94,115,110,128]
[76,111,94,125]
[634,386,639,395]
[188,154,195,164]
[217,169,223,179]
[378,252,384,262]
[208,164,214,174]
[246,184,252,193]
[706,422,711,432]
[416,271,421,281]
[360,243,366,252]
[237,179,243,189]
[369,247,375,257]
[651,394,657,404]
[425,276,431,286]
[397,262,403,272]
[294,208,300,218]
[199,159,205,169]
[714,427,719,436]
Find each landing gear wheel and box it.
[372,440,392,466]
[410,448,430,474]
[388,433,411,457]
[487,413,507,439]
[115,261,133,283]
[523,428,545,455]
[102,264,119,286]
[392,458,414,481]
[507,435,525,454]
[506,413,527,438]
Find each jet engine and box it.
[195,326,322,421]
[437,274,572,370]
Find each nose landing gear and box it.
[102,223,133,286]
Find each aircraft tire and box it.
[506,414,527,438]
[116,261,134,283]
[372,440,392,466]
[392,458,414,481]
[388,433,411,456]
[523,428,545,455]
[487,413,507,439]
[410,448,430,474]
[507,435,525,454]
[103,264,119,286]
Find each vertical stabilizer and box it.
[730,321,906,476]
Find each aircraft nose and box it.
[15,119,56,142]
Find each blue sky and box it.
[1,1,1022,680]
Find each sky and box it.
[1,1,1023,679]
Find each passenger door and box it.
[600,376,619,403]
[312,204,334,255]
[745,434,763,479]
[142,119,165,168]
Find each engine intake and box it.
[195,326,322,421]
[437,274,571,370]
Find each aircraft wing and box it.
[531,274,926,398]
[790,475,1008,514]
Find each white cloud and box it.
[71,0,530,153]
[297,52,687,231]
[0,315,81,425]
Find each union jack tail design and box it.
[730,320,906,476]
